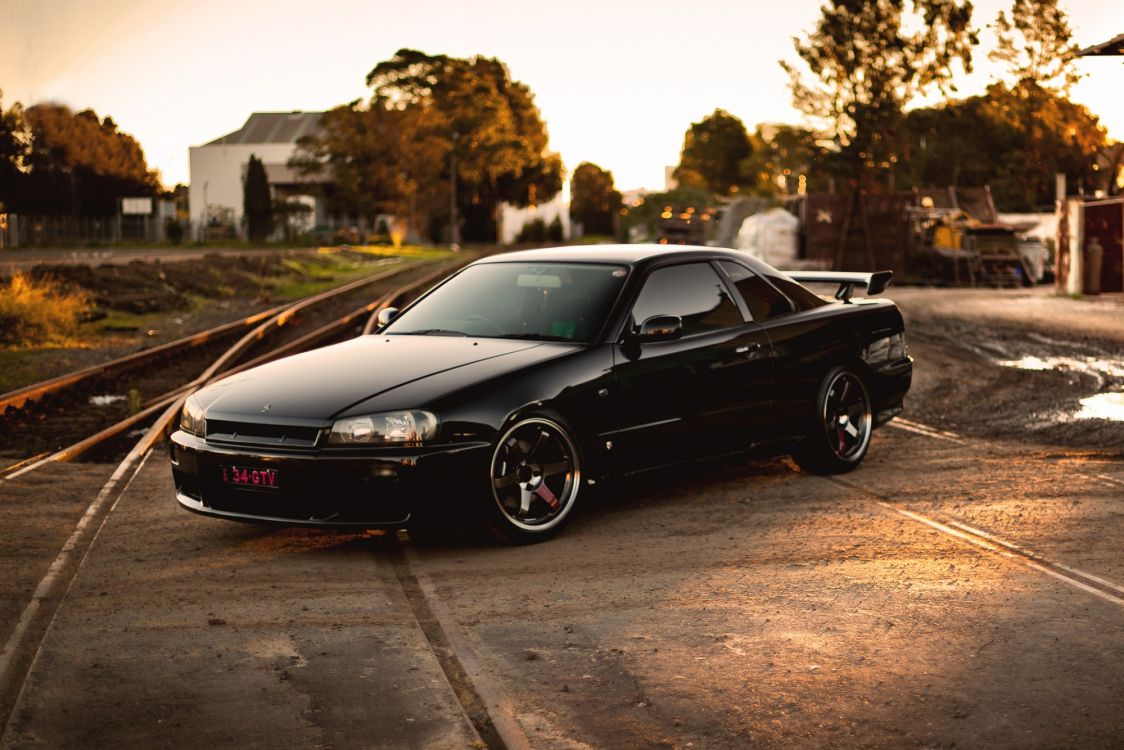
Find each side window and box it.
[631,263,743,336]
[718,261,793,320]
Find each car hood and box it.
[195,335,554,423]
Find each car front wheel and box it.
[486,415,581,543]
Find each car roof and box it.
[473,244,755,268]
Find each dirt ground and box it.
[889,286,1124,451]
[0,248,409,393]
[1,283,1122,749]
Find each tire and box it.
[484,414,582,544]
[792,366,873,475]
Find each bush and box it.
[165,218,185,244]
[548,216,564,242]
[516,218,547,243]
[0,272,89,347]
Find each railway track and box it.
[2,261,1123,745]
[0,259,446,470]
[0,252,531,747]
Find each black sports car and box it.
[170,245,911,541]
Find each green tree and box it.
[570,162,621,236]
[673,109,753,196]
[243,154,273,242]
[782,0,977,189]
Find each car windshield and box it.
[383,262,629,343]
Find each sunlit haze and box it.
[4,0,1122,190]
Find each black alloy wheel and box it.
[488,416,581,541]
[823,370,872,461]
[793,367,873,474]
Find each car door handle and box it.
[736,343,761,355]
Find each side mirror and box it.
[632,315,683,343]
[376,307,399,328]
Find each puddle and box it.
[89,395,126,407]
[1075,393,1124,421]
[997,356,1124,386]
[997,355,1124,422]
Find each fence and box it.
[0,214,169,248]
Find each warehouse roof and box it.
[205,112,323,146]
[1077,33,1124,57]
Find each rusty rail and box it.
[1,259,461,478]
[0,260,423,415]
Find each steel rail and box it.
[0,259,419,416]
[835,419,1124,608]
[0,305,287,414]
[1,261,437,478]
[0,251,517,743]
[361,261,462,335]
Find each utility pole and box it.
[449,131,460,249]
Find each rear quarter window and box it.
[764,273,830,311]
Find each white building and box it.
[188,112,324,240]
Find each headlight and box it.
[180,394,206,436]
[328,410,437,446]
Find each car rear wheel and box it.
[792,367,872,475]
[486,416,581,543]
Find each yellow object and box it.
[933,225,961,249]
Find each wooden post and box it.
[1066,198,1084,296]
[1055,173,1067,294]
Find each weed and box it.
[0,273,89,348]
[127,388,142,415]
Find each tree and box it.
[895,83,1107,210]
[291,102,446,235]
[990,0,1079,94]
[739,124,827,198]
[2,102,158,215]
[570,162,621,236]
[985,0,1092,206]
[673,109,754,196]
[243,154,273,242]
[366,50,562,241]
[0,91,30,205]
[782,0,977,189]
[293,49,562,243]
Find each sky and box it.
[2,0,1122,192]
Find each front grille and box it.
[205,419,323,448]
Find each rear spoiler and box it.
[786,270,894,302]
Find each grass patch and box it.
[93,309,171,335]
[269,256,410,300]
[322,244,455,260]
[0,272,89,348]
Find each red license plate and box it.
[221,465,280,490]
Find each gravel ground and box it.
[888,286,1124,451]
[1,284,1122,749]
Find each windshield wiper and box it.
[493,333,573,342]
[394,328,469,337]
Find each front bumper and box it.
[169,430,491,528]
